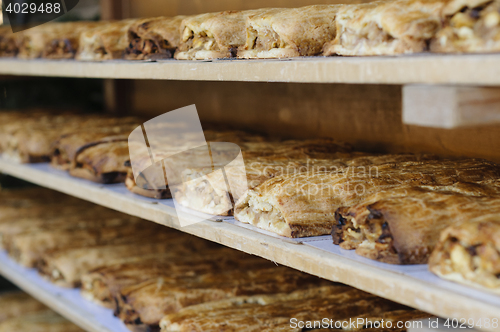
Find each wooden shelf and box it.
[1,158,500,332]
[1,56,500,85]
[0,251,129,332]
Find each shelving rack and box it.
[1,42,500,332]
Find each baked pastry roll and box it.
[429,215,500,291]
[81,248,271,308]
[117,267,327,328]
[334,184,500,264]
[0,292,48,321]
[51,120,139,170]
[69,140,130,183]
[176,10,267,60]
[77,19,137,61]
[0,310,84,332]
[125,16,186,60]
[18,22,103,59]
[174,139,355,216]
[430,0,500,52]
[238,5,339,59]
[9,221,167,267]
[323,0,446,56]
[0,207,140,250]
[125,129,266,199]
[160,285,429,332]
[0,26,19,57]
[235,157,497,238]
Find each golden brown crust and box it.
[76,19,137,61]
[238,5,339,59]
[10,221,165,268]
[429,215,500,291]
[81,248,271,308]
[235,156,481,238]
[70,140,130,184]
[125,16,186,60]
[335,181,500,264]
[176,10,269,60]
[324,0,445,56]
[176,139,355,217]
[160,286,429,332]
[117,267,328,327]
[18,22,105,59]
[0,26,20,57]
[430,0,500,53]
[37,229,189,287]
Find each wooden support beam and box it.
[403,85,500,128]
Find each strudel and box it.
[77,19,137,61]
[125,16,186,60]
[236,157,499,238]
[323,0,445,56]
[334,183,500,264]
[238,5,339,58]
[160,285,430,332]
[429,215,500,291]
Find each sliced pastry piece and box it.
[18,21,103,59]
[335,185,500,264]
[0,310,84,332]
[174,139,356,216]
[430,0,500,52]
[81,248,271,308]
[238,5,339,58]
[125,16,186,60]
[0,208,141,251]
[323,0,446,56]
[429,215,500,291]
[69,140,130,183]
[51,120,139,170]
[176,10,267,60]
[77,19,138,61]
[39,232,214,287]
[235,158,500,238]
[117,267,327,329]
[160,285,429,332]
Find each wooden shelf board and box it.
[0,251,130,332]
[1,56,500,85]
[1,158,500,332]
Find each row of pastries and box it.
[1,110,500,294]
[0,187,430,331]
[1,0,500,60]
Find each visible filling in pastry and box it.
[435,236,500,288]
[44,38,77,58]
[332,207,399,263]
[337,24,401,52]
[432,0,500,51]
[126,31,175,59]
[246,26,289,51]
[235,199,289,236]
[183,29,221,53]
